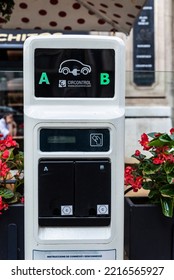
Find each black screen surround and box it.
[35,48,115,98]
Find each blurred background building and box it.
[0,0,172,160]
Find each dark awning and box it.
[0,0,147,34]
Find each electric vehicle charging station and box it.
[24,35,125,260]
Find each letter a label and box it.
[39,72,50,84]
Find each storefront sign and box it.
[0,29,82,47]
[133,0,155,86]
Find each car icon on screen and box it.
[58,59,91,76]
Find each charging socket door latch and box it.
[38,159,111,226]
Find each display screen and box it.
[40,129,110,152]
[48,136,76,144]
[35,48,115,98]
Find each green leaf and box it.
[148,138,163,147]
[148,133,174,147]
[160,196,174,217]
[167,174,174,184]
[148,132,159,138]
[132,154,146,161]
[160,185,174,196]
[8,148,15,160]
[142,181,154,190]
[7,192,21,204]
[159,134,172,142]
[148,188,159,198]
[143,163,161,174]
[170,134,174,141]
[164,161,174,174]
[0,188,14,199]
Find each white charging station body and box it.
[24,35,125,260]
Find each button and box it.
[97,205,109,215]
[61,205,73,216]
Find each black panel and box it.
[39,160,74,217]
[75,161,111,217]
[40,129,110,152]
[38,159,111,226]
[0,205,24,260]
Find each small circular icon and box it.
[61,205,73,216]
[97,205,109,215]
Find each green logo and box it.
[100,73,110,85]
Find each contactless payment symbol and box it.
[90,133,103,147]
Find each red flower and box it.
[2,149,10,159]
[133,176,143,191]
[156,146,169,153]
[135,150,141,156]
[0,196,8,214]
[0,196,3,210]
[0,143,6,151]
[124,166,143,191]
[139,133,150,150]
[125,166,134,174]
[0,135,23,215]
[154,133,162,137]
[165,154,174,163]
[0,160,10,177]
[170,128,174,134]
[153,157,164,165]
[124,166,134,185]
[5,136,17,148]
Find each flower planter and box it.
[0,204,24,260]
[124,197,174,260]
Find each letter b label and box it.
[100,73,110,85]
